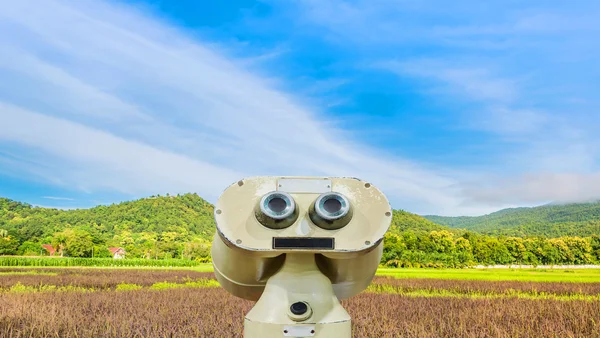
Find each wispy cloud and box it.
[42,196,75,201]
[285,0,600,211]
[0,0,469,215]
[1,0,599,216]
[31,204,79,210]
[460,173,600,206]
[378,59,546,135]
[381,60,517,101]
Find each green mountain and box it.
[424,201,600,237]
[2,195,600,267]
[0,194,444,258]
[390,209,448,233]
[0,193,215,258]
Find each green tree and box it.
[504,237,526,264]
[0,236,19,255]
[53,229,93,257]
[428,230,455,254]
[591,235,600,262]
[182,239,212,261]
[92,244,112,258]
[563,237,592,264]
[51,232,68,257]
[18,241,41,256]
[454,237,473,265]
[543,238,571,264]
[381,232,405,263]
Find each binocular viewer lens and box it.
[314,192,350,221]
[255,191,353,230]
[255,191,298,229]
[260,192,295,220]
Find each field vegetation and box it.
[0,267,597,337]
[377,267,600,282]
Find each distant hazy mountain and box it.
[423,201,600,237]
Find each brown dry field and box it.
[0,268,212,289]
[0,268,598,337]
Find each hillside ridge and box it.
[0,193,445,257]
[424,201,600,237]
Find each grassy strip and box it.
[365,284,600,301]
[193,265,600,283]
[8,283,94,293]
[0,257,205,267]
[2,259,600,282]
[0,270,58,276]
[376,267,600,283]
[148,279,220,290]
[2,279,221,294]
[0,264,215,272]
[3,279,598,302]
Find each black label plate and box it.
[272,237,335,250]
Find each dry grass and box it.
[0,268,213,289]
[346,293,600,338]
[0,287,598,337]
[371,276,600,296]
[0,268,598,337]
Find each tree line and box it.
[382,230,600,268]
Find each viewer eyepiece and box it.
[255,191,298,229]
[315,192,350,220]
[310,192,352,230]
[260,192,295,220]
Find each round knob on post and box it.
[287,301,312,321]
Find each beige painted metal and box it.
[211,176,392,338]
[244,253,351,337]
[214,176,391,252]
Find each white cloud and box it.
[316,1,600,212]
[379,60,548,136]
[0,0,473,215]
[460,172,600,206]
[382,60,518,103]
[1,0,598,217]
[42,196,75,201]
[0,102,243,199]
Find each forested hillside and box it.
[424,202,600,237]
[0,194,215,260]
[390,209,447,232]
[1,195,600,267]
[0,194,448,260]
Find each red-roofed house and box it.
[42,244,56,256]
[108,247,126,259]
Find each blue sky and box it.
[0,0,599,216]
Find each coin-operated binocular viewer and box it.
[211,176,392,337]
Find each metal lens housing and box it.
[310,192,353,230]
[255,191,298,229]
